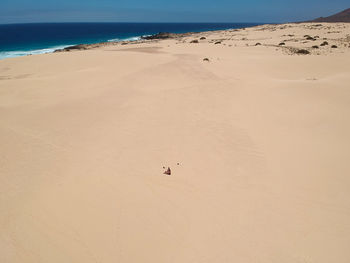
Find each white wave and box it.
[107,38,121,42]
[107,35,149,42]
[0,34,152,60]
[0,45,74,60]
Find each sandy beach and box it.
[1,22,350,262]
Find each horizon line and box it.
[0,21,273,26]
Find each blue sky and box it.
[1,0,349,24]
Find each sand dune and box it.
[1,23,350,262]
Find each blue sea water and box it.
[0,22,260,59]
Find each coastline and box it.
[0,22,260,60]
[55,22,350,56]
[1,22,350,262]
[5,21,349,58]
[53,31,208,52]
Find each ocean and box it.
[0,22,260,60]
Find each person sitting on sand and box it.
[164,167,171,175]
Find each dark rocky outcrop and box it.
[305,36,315,41]
[54,44,90,52]
[295,49,310,55]
[141,32,179,40]
[141,31,199,40]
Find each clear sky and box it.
[1,0,349,24]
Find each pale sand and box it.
[1,23,350,262]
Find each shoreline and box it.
[0,22,261,60]
[2,21,349,60]
[54,22,350,56]
[53,31,206,52]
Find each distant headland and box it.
[309,8,350,22]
